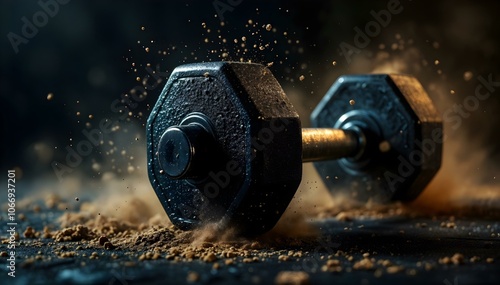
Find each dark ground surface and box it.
[1,209,499,285]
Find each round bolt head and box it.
[158,127,193,178]
[147,62,302,235]
[311,74,442,202]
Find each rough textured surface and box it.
[1,206,499,285]
[147,62,302,235]
[311,74,442,202]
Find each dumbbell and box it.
[146,62,442,235]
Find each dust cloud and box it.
[19,4,500,241]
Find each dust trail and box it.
[24,49,499,241]
[21,3,500,240]
[333,44,500,215]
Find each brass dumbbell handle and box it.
[301,128,365,162]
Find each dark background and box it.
[1,0,499,186]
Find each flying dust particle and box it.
[379,141,391,153]
[299,75,305,81]
[141,26,145,31]
[47,93,54,101]
[450,90,455,94]
[332,61,337,66]
[349,99,355,106]
[92,163,101,172]
[463,71,473,81]
[265,24,272,31]
[275,271,310,285]
[186,272,200,282]
[434,60,440,65]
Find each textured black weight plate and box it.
[147,62,302,235]
[311,74,442,202]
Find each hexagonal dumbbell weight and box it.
[147,62,442,235]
